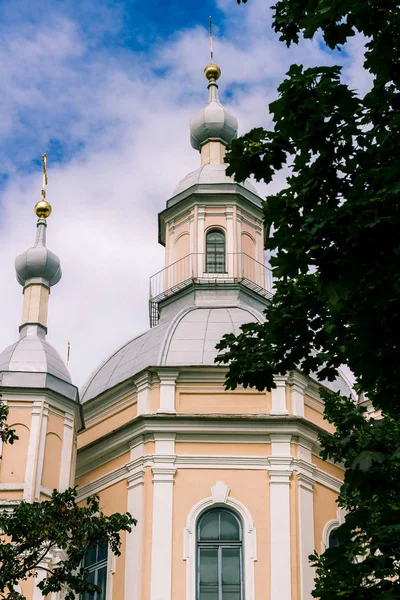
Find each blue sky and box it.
[0,0,372,385]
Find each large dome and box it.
[81,306,263,403]
[173,163,258,197]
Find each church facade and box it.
[0,60,352,600]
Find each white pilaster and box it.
[136,373,152,415]
[289,371,308,418]
[150,433,176,600]
[226,207,234,276]
[34,402,49,501]
[197,207,205,275]
[59,412,74,491]
[298,472,315,599]
[124,469,145,600]
[268,434,292,600]
[157,370,179,414]
[32,567,46,600]
[24,400,43,501]
[270,375,288,415]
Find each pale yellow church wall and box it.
[175,442,271,456]
[313,482,339,554]
[42,433,63,490]
[304,402,335,434]
[312,455,344,481]
[0,490,23,500]
[241,232,256,259]
[174,232,190,262]
[171,468,270,600]
[75,452,130,487]
[0,423,30,483]
[176,389,270,414]
[145,440,155,454]
[77,401,137,449]
[150,385,160,414]
[141,466,154,600]
[20,576,34,599]
[204,216,227,233]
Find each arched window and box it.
[82,541,108,600]
[328,528,339,549]
[197,508,243,600]
[206,229,226,273]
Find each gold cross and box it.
[41,153,48,200]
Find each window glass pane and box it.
[222,593,241,600]
[199,512,219,540]
[97,542,108,563]
[199,591,219,600]
[329,529,340,548]
[199,548,218,584]
[96,566,107,600]
[220,512,240,541]
[82,570,95,600]
[222,548,241,585]
[84,543,97,567]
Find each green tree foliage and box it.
[0,487,135,600]
[217,1,400,596]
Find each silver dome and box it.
[15,220,61,288]
[190,81,238,151]
[173,163,258,197]
[81,306,263,402]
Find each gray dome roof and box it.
[190,81,238,151]
[173,163,258,197]
[0,325,71,383]
[81,306,263,402]
[15,220,61,288]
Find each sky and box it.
[0,0,372,388]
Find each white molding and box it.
[289,371,308,418]
[34,403,49,501]
[0,482,25,491]
[297,471,315,599]
[184,483,257,600]
[321,508,345,552]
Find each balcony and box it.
[149,253,273,327]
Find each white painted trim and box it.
[135,373,151,415]
[24,400,42,502]
[107,546,116,600]
[197,207,205,275]
[226,206,234,277]
[298,473,315,599]
[270,376,288,415]
[34,403,49,501]
[184,482,257,600]
[157,370,179,414]
[321,509,345,552]
[124,470,145,600]
[59,412,74,491]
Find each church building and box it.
[0,56,353,600]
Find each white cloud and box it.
[0,3,370,388]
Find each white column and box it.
[34,403,49,501]
[59,412,74,491]
[32,567,46,600]
[298,472,315,599]
[226,207,234,276]
[268,434,292,600]
[157,370,179,414]
[197,207,205,275]
[270,375,288,415]
[24,400,43,501]
[125,470,145,600]
[150,433,176,600]
[136,373,152,415]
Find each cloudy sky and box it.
[0,0,372,388]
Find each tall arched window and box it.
[197,508,243,600]
[206,229,226,273]
[328,528,339,548]
[81,541,108,600]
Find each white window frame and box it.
[184,481,257,600]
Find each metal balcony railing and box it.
[149,253,273,327]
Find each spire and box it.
[190,21,238,161]
[14,155,61,336]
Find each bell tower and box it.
[0,156,82,511]
[150,59,271,326]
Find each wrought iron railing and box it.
[149,253,273,327]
